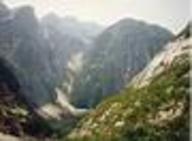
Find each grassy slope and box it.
[66,53,190,141]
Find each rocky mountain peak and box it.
[13,6,39,36]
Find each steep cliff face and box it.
[71,19,173,108]
[0,3,103,111]
[67,25,190,141]
[0,4,56,108]
[0,3,89,119]
[41,14,103,102]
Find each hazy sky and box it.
[4,0,190,33]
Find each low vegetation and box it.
[66,53,189,141]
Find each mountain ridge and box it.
[71,18,173,108]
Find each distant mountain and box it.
[41,13,103,102]
[41,14,90,86]
[0,5,56,107]
[42,13,103,43]
[71,18,173,108]
[0,3,88,120]
[67,24,191,141]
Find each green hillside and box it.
[66,48,190,141]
